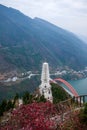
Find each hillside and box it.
[0,76,40,102]
[0,75,69,102]
[0,4,87,73]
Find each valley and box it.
[0,65,87,102]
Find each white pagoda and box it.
[39,62,53,102]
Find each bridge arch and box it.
[53,78,79,97]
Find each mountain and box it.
[0,4,87,73]
[78,34,87,44]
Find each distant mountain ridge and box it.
[0,4,87,73]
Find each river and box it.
[61,78,87,95]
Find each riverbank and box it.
[61,78,87,96]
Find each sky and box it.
[0,0,87,41]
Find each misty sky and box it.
[0,0,87,38]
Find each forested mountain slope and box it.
[0,4,87,72]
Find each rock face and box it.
[0,4,87,72]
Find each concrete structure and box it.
[39,62,53,102]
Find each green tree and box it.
[13,93,19,107]
[51,83,69,104]
[0,99,7,112]
[6,100,14,111]
[23,91,32,104]
[0,105,4,116]
[0,99,7,116]
[80,103,87,124]
[39,95,46,102]
[14,93,19,101]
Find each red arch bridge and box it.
[51,78,79,97]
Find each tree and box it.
[0,99,7,112]
[80,103,87,124]
[0,105,4,116]
[51,83,69,104]
[39,95,46,103]
[13,93,19,107]
[6,100,14,111]
[0,99,7,116]
[23,91,32,104]
[14,93,19,101]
